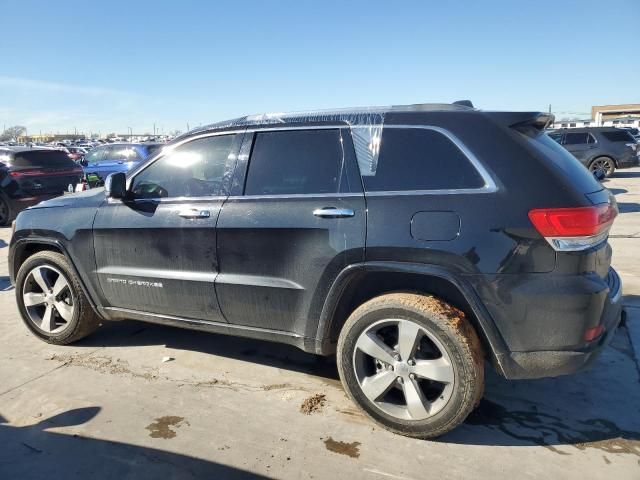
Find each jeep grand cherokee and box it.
[8,102,623,438]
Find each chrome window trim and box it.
[126,123,497,200]
[226,192,363,201]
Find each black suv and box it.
[8,103,623,438]
[0,148,83,226]
[548,127,639,177]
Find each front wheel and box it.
[15,251,101,344]
[589,157,615,178]
[337,293,484,439]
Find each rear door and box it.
[562,131,595,163]
[93,133,242,322]
[215,128,365,335]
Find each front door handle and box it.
[313,207,355,218]
[179,209,211,219]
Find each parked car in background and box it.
[548,127,639,177]
[80,143,163,183]
[67,147,87,162]
[8,103,623,438]
[622,127,640,141]
[0,147,82,225]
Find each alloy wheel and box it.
[590,158,612,177]
[22,265,76,334]
[352,318,455,421]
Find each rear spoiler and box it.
[486,112,555,135]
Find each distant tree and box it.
[169,129,182,137]
[0,125,27,141]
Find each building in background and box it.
[552,103,640,129]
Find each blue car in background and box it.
[81,143,164,183]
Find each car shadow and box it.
[611,171,640,179]
[617,202,640,213]
[0,276,12,291]
[77,320,340,381]
[73,320,640,453]
[606,187,628,195]
[441,326,640,453]
[0,407,269,478]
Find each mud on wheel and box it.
[337,292,484,439]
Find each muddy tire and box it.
[15,251,101,344]
[337,292,484,439]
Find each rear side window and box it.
[360,128,484,191]
[563,132,589,145]
[601,130,635,142]
[11,150,75,168]
[244,129,346,195]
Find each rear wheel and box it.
[589,157,615,178]
[337,293,484,439]
[15,251,101,344]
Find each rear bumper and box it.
[469,267,623,379]
[617,154,640,169]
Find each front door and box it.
[93,132,243,322]
[215,128,366,335]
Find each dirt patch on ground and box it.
[263,383,292,391]
[49,354,157,380]
[146,416,187,439]
[323,437,361,458]
[300,393,326,414]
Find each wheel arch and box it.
[314,262,509,375]
[10,238,103,318]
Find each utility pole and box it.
[187,122,190,132]
[153,123,156,137]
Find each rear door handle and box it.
[313,207,355,218]
[179,209,210,219]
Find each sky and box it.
[1,0,638,135]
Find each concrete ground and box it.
[1,169,640,479]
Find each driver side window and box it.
[131,135,237,199]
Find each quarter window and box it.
[359,128,484,191]
[244,129,346,195]
[601,130,635,142]
[131,135,236,198]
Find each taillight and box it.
[9,169,45,177]
[528,203,617,251]
[9,167,83,177]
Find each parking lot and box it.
[0,170,638,479]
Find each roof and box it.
[184,102,476,138]
[553,126,624,132]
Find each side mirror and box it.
[105,172,127,199]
